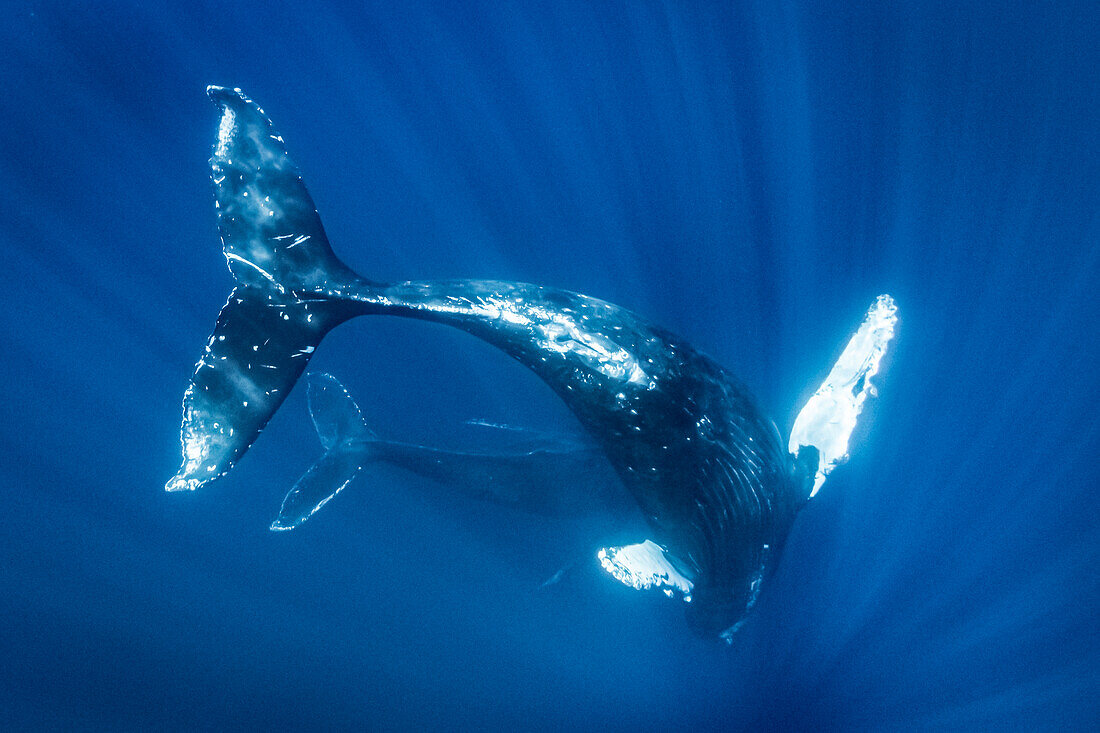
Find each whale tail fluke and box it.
[166,88,371,493]
[306,372,375,449]
[270,374,374,531]
[203,86,368,294]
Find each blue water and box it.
[2,1,1096,729]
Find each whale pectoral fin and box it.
[790,294,898,498]
[597,540,694,600]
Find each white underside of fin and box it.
[597,540,694,601]
[790,294,898,497]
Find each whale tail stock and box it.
[166,87,372,493]
[270,373,375,531]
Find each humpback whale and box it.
[272,372,632,531]
[167,87,897,640]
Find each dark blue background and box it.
[1,1,1096,729]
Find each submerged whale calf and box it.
[271,372,632,531]
[167,87,897,639]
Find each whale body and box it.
[272,372,633,531]
[167,87,896,639]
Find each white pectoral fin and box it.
[597,540,694,601]
[790,294,898,497]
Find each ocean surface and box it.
[1,1,1096,730]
